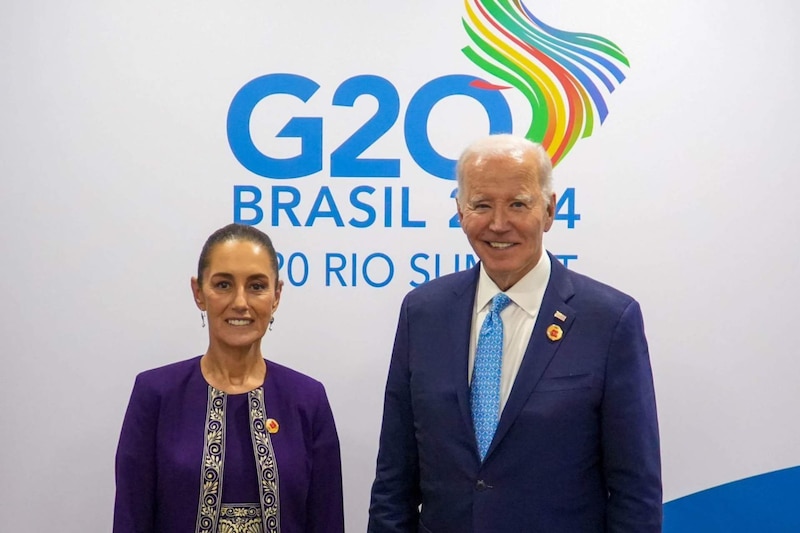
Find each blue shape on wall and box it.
[664,465,800,532]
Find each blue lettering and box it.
[349,186,377,228]
[227,73,322,179]
[555,254,578,268]
[410,253,478,287]
[409,253,431,287]
[555,187,581,228]
[305,186,344,227]
[401,187,426,228]
[449,187,460,228]
[271,186,302,226]
[331,75,401,177]
[362,253,394,288]
[405,75,513,180]
[384,187,392,228]
[233,185,263,224]
[285,252,309,286]
[233,184,428,229]
[325,252,393,287]
[325,253,347,286]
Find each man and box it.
[368,135,662,532]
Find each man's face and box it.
[457,152,555,290]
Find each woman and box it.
[114,224,344,533]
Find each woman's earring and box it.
[200,311,206,328]
[269,316,275,331]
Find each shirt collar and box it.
[476,248,552,316]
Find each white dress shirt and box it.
[467,248,552,412]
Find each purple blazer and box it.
[114,356,344,533]
[369,255,662,532]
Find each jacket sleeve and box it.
[368,296,422,533]
[602,300,663,532]
[113,374,159,533]
[306,382,345,533]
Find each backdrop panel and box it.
[2,1,799,531]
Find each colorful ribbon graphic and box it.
[462,0,630,165]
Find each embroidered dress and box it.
[114,356,344,533]
[196,388,279,533]
[219,504,263,533]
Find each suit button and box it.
[475,480,488,491]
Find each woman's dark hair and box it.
[197,223,279,286]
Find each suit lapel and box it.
[485,255,577,460]
[449,267,480,439]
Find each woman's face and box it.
[191,239,282,353]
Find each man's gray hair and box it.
[455,134,553,207]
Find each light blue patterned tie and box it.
[471,293,512,461]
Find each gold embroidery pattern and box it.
[196,387,226,533]
[249,388,281,533]
[219,503,263,533]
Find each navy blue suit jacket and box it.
[369,255,662,532]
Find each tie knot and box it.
[491,293,512,314]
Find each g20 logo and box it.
[226,73,513,180]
